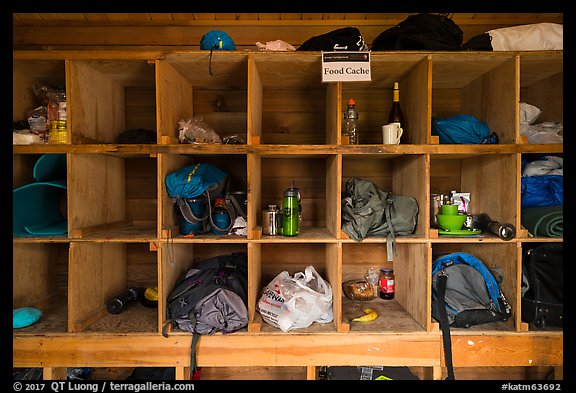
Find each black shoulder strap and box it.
[163,313,201,380]
[384,195,397,262]
[161,319,174,338]
[436,272,456,380]
[189,331,200,378]
[188,313,200,379]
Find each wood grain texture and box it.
[13,333,441,367]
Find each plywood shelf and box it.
[84,303,159,334]
[12,48,563,378]
[342,298,426,333]
[12,143,564,155]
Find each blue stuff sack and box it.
[165,163,227,200]
[521,175,563,208]
[165,163,234,234]
[432,114,498,144]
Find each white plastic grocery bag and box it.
[258,265,333,332]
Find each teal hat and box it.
[200,30,236,50]
[13,307,42,328]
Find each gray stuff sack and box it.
[341,177,418,259]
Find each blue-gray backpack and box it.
[162,252,248,377]
[432,252,512,328]
[432,252,512,380]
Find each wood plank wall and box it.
[13,13,563,50]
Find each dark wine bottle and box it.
[388,82,404,128]
[471,213,516,241]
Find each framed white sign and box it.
[322,52,371,82]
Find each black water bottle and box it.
[107,287,140,314]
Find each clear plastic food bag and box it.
[178,116,222,144]
[258,266,333,332]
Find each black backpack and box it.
[297,27,368,51]
[371,13,464,51]
[521,244,563,329]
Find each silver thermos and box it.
[262,204,282,236]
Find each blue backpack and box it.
[432,252,512,328]
[432,252,512,380]
[432,114,499,144]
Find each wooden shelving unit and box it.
[12,49,563,380]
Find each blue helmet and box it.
[200,30,236,50]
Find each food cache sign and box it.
[322,52,371,82]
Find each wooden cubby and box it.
[432,242,520,331]
[67,154,157,240]
[159,152,248,239]
[160,242,249,334]
[519,53,563,125]
[13,49,563,380]
[249,53,339,145]
[342,242,431,333]
[13,242,69,334]
[341,53,430,144]
[431,53,518,144]
[68,241,159,333]
[157,52,248,145]
[68,59,156,144]
[13,59,67,124]
[429,153,519,239]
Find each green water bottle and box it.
[282,183,299,237]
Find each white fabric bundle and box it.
[488,23,563,51]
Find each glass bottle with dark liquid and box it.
[388,82,405,141]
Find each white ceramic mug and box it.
[382,123,403,144]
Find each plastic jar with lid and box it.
[379,269,395,300]
[48,120,67,144]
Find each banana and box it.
[352,308,378,322]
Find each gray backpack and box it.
[163,252,248,336]
[341,177,418,259]
[162,253,248,377]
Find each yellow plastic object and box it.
[352,308,378,322]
